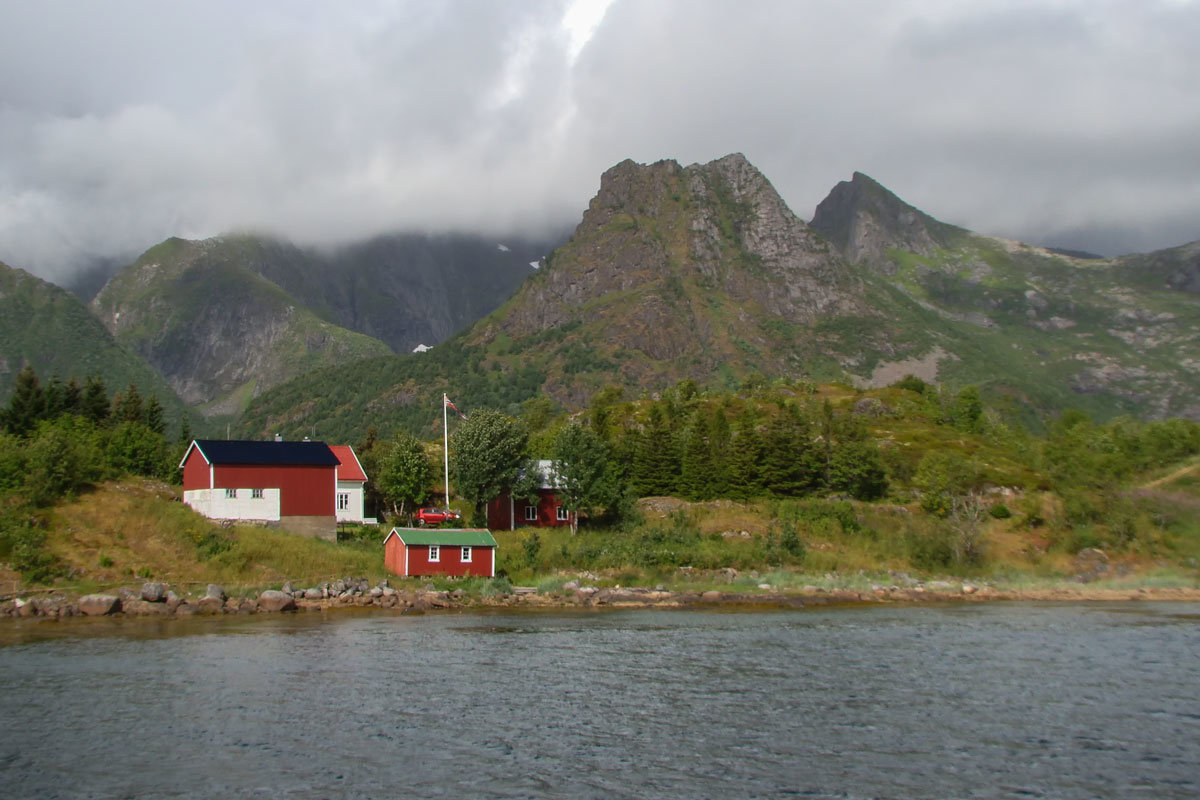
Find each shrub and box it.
[988,502,1012,519]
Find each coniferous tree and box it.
[42,376,67,420]
[759,407,820,497]
[708,407,732,498]
[726,414,764,500]
[4,366,44,436]
[82,376,110,425]
[632,403,679,497]
[144,395,166,435]
[678,411,715,500]
[116,383,144,424]
[63,378,83,416]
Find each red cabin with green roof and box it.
[383,528,497,578]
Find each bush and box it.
[988,502,1012,519]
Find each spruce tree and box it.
[678,412,714,500]
[4,366,44,436]
[82,376,110,425]
[632,403,679,497]
[144,395,166,435]
[726,414,764,500]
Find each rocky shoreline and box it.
[4,576,1200,621]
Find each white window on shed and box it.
[461,546,472,562]
[556,506,569,522]
[252,488,264,499]
[337,492,350,510]
[428,545,440,562]
[524,505,538,521]
[225,488,237,499]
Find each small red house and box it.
[384,528,497,578]
[487,460,576,531]
[179,439,341,541]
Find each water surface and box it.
[1,603,1197,799]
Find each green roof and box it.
[387,528,497,547]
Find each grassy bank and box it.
[3,467,1198,602]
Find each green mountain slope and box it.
[92,238,393,417]
[0,259,187,418]
[237,155,1200,443]
[812,173,1200,420]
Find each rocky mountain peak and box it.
[810,171,965,272]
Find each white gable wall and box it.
[336,480,366,523]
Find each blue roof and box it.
[190,439,340,467]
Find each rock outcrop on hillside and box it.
[809,171,966,272]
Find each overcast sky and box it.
[2,0,1198,283]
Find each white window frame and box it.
[428,545,440,562]
[225,488,237,499]
[252,488,264,499]
[337,492,350,510]
[461,546,472,562]
[524,505,538,522]
[556,505,569,522]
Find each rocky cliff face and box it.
[475,154,870,403]
[810,171,966,273]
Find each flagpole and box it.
[443,393,451,510]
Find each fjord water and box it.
[1,604,1197,799]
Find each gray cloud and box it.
[1,0,1197,283]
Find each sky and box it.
[2,0,1198,284]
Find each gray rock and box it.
[281,581,295,595]
[701,590,724,601]
[258,590,297,613]
[165,591,182,610]
[123,599,169,616]
[78,594,122,616]
[15,598,38,617]
[304,587,323,600]
[195,596,224,615]
[369,586,384,598]
[140,582,167,602]
[381,585,398,597]
[562,580,580,592]
[174,602,198,615]
[205,584,226,601]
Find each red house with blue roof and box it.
[179,439,343,541]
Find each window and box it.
[337,492,350,510]
[252,488,264,499]
[461,546,472,562]
[524,505,538,522]
[556,506,569,522]
[428,545,440,562]
[225,488,237,499]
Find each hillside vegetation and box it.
[6,376,1200,597]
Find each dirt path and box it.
[1141,459,1200,490]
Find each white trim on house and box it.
[462,546,472,563]
[429,544,440,562]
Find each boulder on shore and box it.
[258,590,297,613]
[78,594,122,616]
[140,582,167,602]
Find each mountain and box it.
[236,154,1200,442]
[91,230,563,418]
[810,171,1200,420]
[92,238,394,418]
[0,259,187,417]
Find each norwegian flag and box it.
[444,395,467,420]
